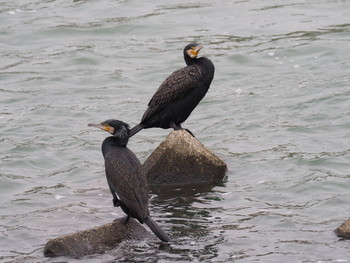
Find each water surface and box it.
[1,0,350,262]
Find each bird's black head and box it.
[88,119,130,146]
[184,43,203,60]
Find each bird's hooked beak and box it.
[88,123,115,134]
[188,45,203,58]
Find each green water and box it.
[1,0,350,262]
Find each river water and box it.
[1,0,350,262]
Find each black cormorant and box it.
[129,43,215,137]
[88,119,170,242]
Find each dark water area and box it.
[1,0,350,262]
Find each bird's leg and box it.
[112,196,120,207]
[170,122,182,130]
[120,216,130,224]
[170,122,195,137]
[108,184,120,207]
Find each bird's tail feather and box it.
[129,124,143,138]
[144,217,170,242]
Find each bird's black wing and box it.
[141,65,201,122]
[104,147,149,220]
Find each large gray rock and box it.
[143,130,227,185]
[43,218,152,258]
[334,218,350,239]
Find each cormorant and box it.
[129,43,215,137]
[88,119,170,242]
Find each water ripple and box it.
[1,0,350,262]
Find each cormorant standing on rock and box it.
[88,119,170,242]
[129,43,215,137]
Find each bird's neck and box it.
[185,56,197,66]
[186,57,215,79]
[199,57,214,75]
[185,56,212,68]
[102,136,128,157]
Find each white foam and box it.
[55,195,65,200]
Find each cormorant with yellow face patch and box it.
[129,43,215,137]
[88,119,170,242]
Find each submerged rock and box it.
[143,130,227,185]
[43,218,152,258]
[334,218,350,239]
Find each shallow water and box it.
[1,0,350,262]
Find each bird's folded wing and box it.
[141,66,200,122]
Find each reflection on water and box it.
[1,0,350,262]
[121,184,227,262]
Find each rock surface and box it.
[334,218,350,239]
[43,218,152,258]
[143,130,227,185]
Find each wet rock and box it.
[334,218,350,239]
[43,218,152,259]
[143,130,227,185]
